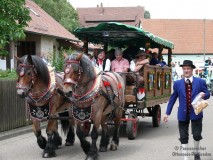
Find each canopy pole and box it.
[83,38,88,54]
[168,48,172,67]
[104,42,108,52]
[158,46,163,61]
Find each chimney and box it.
[100,3,104,15]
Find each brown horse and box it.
[15,55,75,158]
[63,53,125,160]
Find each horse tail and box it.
[58,111,70,134]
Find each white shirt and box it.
[130,60,136,71]
[185,76,193,83]
[95,59,111,71]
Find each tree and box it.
[0,0,31,57]
[144,10,151,19]
[33,0,79,32]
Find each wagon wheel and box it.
[84,121,91,136]
[152,105,161,127]
[126,112,138,140]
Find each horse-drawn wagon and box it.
[14,22,174,159]
[73,22,174,139]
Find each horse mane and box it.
[65,53,96,80]
[17,55,50,86]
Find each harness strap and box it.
[103,72,123,100]
[102,76,116,110]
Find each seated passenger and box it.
[123,44,140,62]
[161,58,167,66]
[149,52,165,67]
[111,48,130,86]
[111,48,129,72]
[129,50,149,100]
[95,50,111,71]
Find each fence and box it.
[0,79,32,132]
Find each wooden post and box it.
[104,42,108,52]
[158,45,163,61]
[168,48,172,67]
[83,38,88,54]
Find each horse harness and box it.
[17,58,60,121]
[64,59,123,123]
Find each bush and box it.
[51,48,73,71]
[0,69,17,79]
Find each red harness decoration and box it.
[103,81,111,87]
[117,83,122,89]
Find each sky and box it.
[69,0,213,19]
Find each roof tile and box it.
[141,19,213,54]
[25,0,78,41]
[77,6,144,27]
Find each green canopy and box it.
[73,22,174,49]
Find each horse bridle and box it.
[64,60,82,88]
[16,57,37,93]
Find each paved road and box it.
[0,97,213,160]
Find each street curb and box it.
[0,123,47,141]
[0,125,33,141]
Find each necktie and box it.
[186,79,191,84]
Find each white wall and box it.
[163,54,213,67]
[0,59,14,70]
[0,59,6,70]
[40,36,59,62]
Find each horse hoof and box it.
[85,156,98,160]
[65,141,74,146]
[110,144,117,151]
[42,151,56,158]
[99,147,107,152]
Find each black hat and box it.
[180,60,196,69]
[97,49,104,55]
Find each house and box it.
[140,19,213,64]
[77,3,144,27]
[0,0,79,70]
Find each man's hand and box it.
[163,114,169,122]
[199,92,205,98]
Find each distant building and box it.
[140,19,213,65]
[77,3,144,27]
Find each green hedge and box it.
[0,69,17,79]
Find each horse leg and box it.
[86,126,99,160]
[32,119,47,149]
[59,111,75,146]
[76,125,91,155]
[99,116,109,152]
[110,109,122,151]
[65,124,75,146]
[43,120,61,158]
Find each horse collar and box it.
[72,74,102,104]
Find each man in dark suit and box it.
[163,60,210,160]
